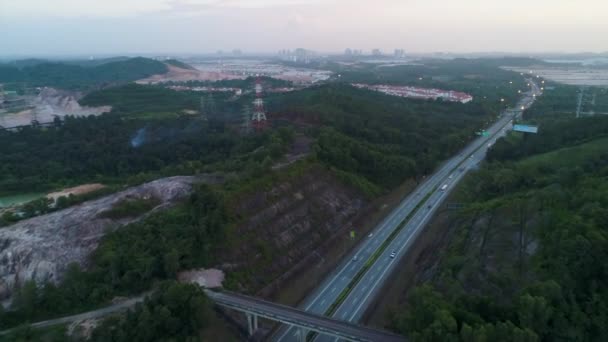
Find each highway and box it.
[275,80,540,342]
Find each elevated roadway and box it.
[205,290,404,342]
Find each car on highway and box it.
[352,255,358,261]
[448,174,453,179]
[390,251,396,258]
[368,233,373,238]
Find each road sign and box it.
[350,231,355,239]
[513,124,538,134]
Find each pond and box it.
[0,193,46,208]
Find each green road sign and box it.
[350,231,355,239]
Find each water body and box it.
[543,58,608,66]
[0,193,45,208]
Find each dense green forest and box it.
[1,68,520,197]
[0,57,167,89]
[79,83,245,118]
[90,282,214,341]
[159,75,293,89]
[0,282,217,342]
[390,114,608,340]
[0,61,526,335]
[80,83,200,114]
[164,59,197,70]
[269,83,505,194]
[0,113,290,195]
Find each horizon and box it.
[3,50,608,61]
[1,0,607,56]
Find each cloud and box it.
[0,0,333,19]
[180,0,328,8]
[1,0,171,18]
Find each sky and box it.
[1,0,607,57]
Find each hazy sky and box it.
[1,0,607,56]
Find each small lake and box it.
[0,193,46,208]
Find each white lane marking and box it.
[320,299,326,306]
[347,192,446,322]
[301,178,425,313]
[331,287,336,293]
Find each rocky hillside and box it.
[0,87,110,128]
[222,164,366,294]
[0,176,207,301]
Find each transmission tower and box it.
[200,96,207,120]
[251,77,268,131]
[241,105,252,134]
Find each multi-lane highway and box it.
[275,80,541,342]
[314,84,540,342]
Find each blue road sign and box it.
[513,124,538,134]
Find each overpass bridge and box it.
[205,290,405,342]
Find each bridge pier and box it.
[297,327,309,342]
[246,313,258,335]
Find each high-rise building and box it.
[372,49,382,56]
[394,49,405,58]
[344,48,353,56]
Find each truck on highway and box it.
[440,184,448,191]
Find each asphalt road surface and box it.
[275,81,540,342]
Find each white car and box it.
[390,251,396,258]
[352,255,358,262]
[368,233,373,238]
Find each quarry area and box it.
[138,59,332,85]
[0,176,202,303]
[136,63,244,84]
[0,87,110,129]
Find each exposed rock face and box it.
[178,268,225,288]
[0,176,199,300]
[225,166,366,292]
[0,87,111,128]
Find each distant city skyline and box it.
[1,0,607,57]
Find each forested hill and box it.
[164,59,197,70]
[270,84,498,193]
[0,57,167,89]
[390,115,608,341]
